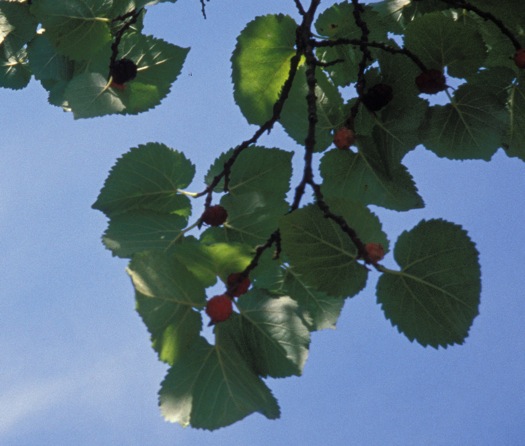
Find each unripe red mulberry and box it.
[333,127,356,150]
[364,243,385,263]
[227,272,251,297]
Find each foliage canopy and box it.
[3,0,524,430]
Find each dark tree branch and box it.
[109,9,143,75]
[312,38,428,71]
[200,0,210,20]
[439,0,522,50]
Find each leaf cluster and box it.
[9,0,525,432]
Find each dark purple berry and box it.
[361,83,393,112]
[111,58,138,84]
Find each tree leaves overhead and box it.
[19,0,524,432]
[232,14,298,125]
[377,219,481,348]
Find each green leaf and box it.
[316,2,389,41]
[219,290,310,378]
[280,66,345,151]
[232,14,297,125]
[0,2,37,51]
[220,192,288,246]
[27,34,75,81]
[320,143,424,211]
[228,147,293,198]
[376,219,481,348]
[64,72,126,118]
[404,12,486,78]
[324,198,390,252]
[280,205,368,298]
[204,242,253,281]
[419,82,509,160]
[128,250,207,306]
[128,250,207,363]
[170,237,217,288]
[254,260,345,331]
[159,336,280,429]
[93,143,195,217]
[102,210,187,258]
[136,291,202,365]
[30,0,113,61]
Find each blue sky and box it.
[1,1,524,445]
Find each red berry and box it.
[364,243,385,263]
[227,272,251,297]
[201,205,228,226]
[333,127,356,150]
[110,81,127,91]
[205,294,233,324]
[361,83,393,112]
[415,69,447,94]
[513,48,525,69]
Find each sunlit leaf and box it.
[232,14,297,124]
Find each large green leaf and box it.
[320,143,424,211]
[419,82,509,160]
[280,205,368,298]
[159,336,280,429]
[64,72,126,118]
[102,210,188,258]
[232,14,297,125]
[220,290,310,378]
[136,290,202,365]
[30,0,113,61]
[93,142,194,217]
[377,219,481,348]
[128,250,207,306]
[404,12,486,78]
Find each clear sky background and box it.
[1,1,524,445]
